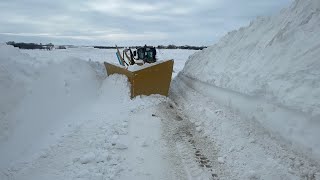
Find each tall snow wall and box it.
[178,0,320,159]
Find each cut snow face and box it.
[177,0,320,160]
[0,45,40,140]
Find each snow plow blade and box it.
[104,60,174,98]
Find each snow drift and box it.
[178,0,320,159]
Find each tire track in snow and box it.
[157,102,228,180]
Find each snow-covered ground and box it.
[1,0,320,179]
[0,45,198,179]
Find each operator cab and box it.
[133,45,157,63]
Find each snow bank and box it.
[179,0,320,159]
[0,45,109,168]
[183,0,320,117]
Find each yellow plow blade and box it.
[104,60,174,98]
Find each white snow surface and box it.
[1,0,320,178]
[0,45,40,140]
[0,45,192,179]
[180,0,320,160]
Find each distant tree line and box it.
[93,46,124,49]
[6,41,55,50]
[94,45,207,50]
[56,45,67,49]
[157,45,207,50]
[5,41,206,50]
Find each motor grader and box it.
[104,45,174,98]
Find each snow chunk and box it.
[114,143,128,150]
[96,152,110,163]
[217,157,225,164]
[196,126,202,132]
[246,170,261,180]
[140,139,148,147]
[80,152,96,164]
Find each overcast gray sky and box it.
[0,0,292,46]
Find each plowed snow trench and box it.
[2,84,319,180]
